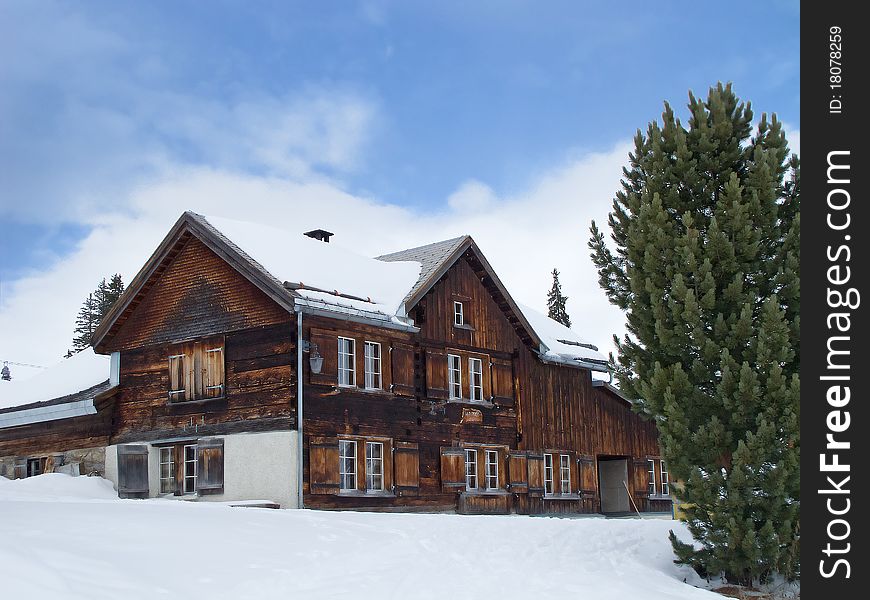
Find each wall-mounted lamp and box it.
[300,340,323,374]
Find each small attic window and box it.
[453,301,464,326]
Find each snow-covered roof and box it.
[517,303,609,369]
[0,349,111,410]
[197,215,422,319]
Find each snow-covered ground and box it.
[0,474,718,599]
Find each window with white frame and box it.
[183,444,197,494]
[448,354,462,399]
[660,460,669,496]
[366,441,384,491]
[454,301,464,326]
[338,337,356,387]
[560,454,571,494]
[485,450,499,490]
[159,447,175,494]
[544,453,554,495]
[339,440,357,491]
[465,448,478,490]
[364,341,382,390]
[469,357,483,401]
[647,459,656,496]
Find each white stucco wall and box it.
[104,430,299,508]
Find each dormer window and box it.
[453,301,464,326]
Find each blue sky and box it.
[0,0,799,372]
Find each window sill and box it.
[337,490,396,498]
[453,324,475,331]
[543,493,582,501]
[648,495,673,501]
[447,398,494,408]
[461,489,509,497]
[168,395,226,407]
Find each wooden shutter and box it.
[168,354,186,401]
[13,457,26,480]
[633,458,651,496]
[309,436,340,494]
[390,343,415,397]
[440,447,465,492]
[196,438,225,494]
[309,329,338,386]
[205,346,224,398]
[509,452,528,493]
[393,441,420,496]
[117,445,149,498]
[490,357,514,406]
[426,349,449,400]
[527,453,545,496]
[578,454,595,493]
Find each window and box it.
[183,444,197,494]
[453,301,464,326]
[544,453,554,495]
[366,442,384,491]
[159,447,175,494]
[560,454,571,494]
[647,459,656,496]
[661,460,669,496]
[465,449,478,490]
[469,358,483,401]
[364,342,382,390]
[485,450,499,490]
[339,440,357,491]
[338,337,356,387]
[448,354,462,399]
[167,340,224,402]
[26,457,46,478]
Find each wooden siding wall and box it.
[111,323,295,444]
[106,235,289,351]
[0,406,113,457]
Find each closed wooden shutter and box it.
[390,343,415,397]
[426,349,449,400]
[440,447,465,492]
[633,458,651,496]
[509,453,528,493]
[196,438,225,494]
[490,357,514,406]
[309,436,340,494]
[393,441,420,496]
[527,453,545,496]
[13,458,26,480]
[117,445,149,498]
[168,354,186,401]
[309,329,338,386]
[205,347,224,398]
[578,454,595,493]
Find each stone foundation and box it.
[0,446,106,479]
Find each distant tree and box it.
[71,274,125,351]
[1,362,10,381]
[71,293,99,351]
[546,268,571,327]
[588,83,800,584]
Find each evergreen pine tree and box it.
[588,83,799,584]
[72,293,99,351]
[547,268,571,327]
[1,363,11,381]
[71,274,125,352]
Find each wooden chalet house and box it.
[0,212,671,515]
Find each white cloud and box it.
[0,143,633,378]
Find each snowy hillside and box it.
[0,474,717,599]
